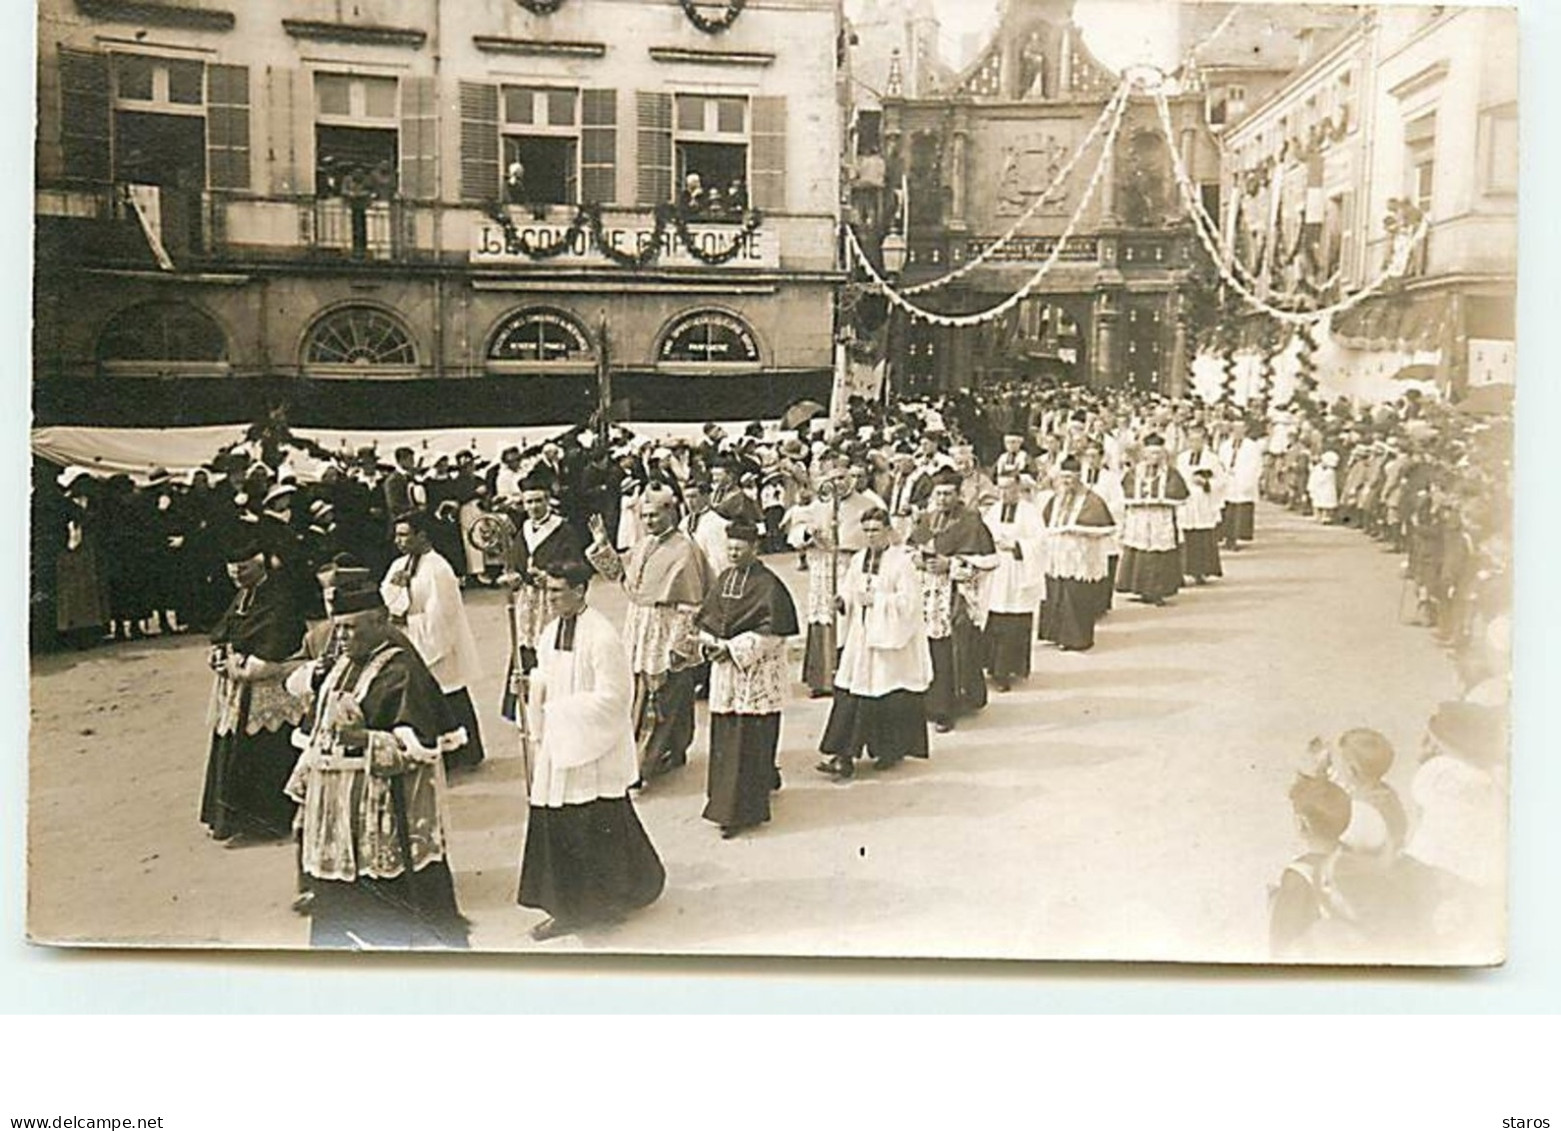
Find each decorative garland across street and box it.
[897,78,1130,297]
[672,207,763,264]
[679,0,746,34]
[1151,87,1426,326]
[515,0,568,13]
[484,201,764,267]
[847,79,1126,329]
[484,202,589,259]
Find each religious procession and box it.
[28,377,1510,953]
[26,0,1515,963]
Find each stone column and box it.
[883,106,903,230]
[949,105,969,229]
[1098,114,1120,226]
[1093,290,1121,388]
[1167,291,1189,397]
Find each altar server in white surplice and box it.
[816,506,934,780]
[381,510,486,771]
[982,471,1047,691]
[517,561,665,942]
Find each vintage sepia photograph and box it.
[25,0,1515,964]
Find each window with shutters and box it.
[58,50,112,183]
[636,91,673,207]
[314,73,399,200]
[673,93,749,219]
[502,86,579,209]
[461,85,616,207]
[460,82,500,203]
[110,54,209,192]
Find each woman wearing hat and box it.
[53,468,112,650]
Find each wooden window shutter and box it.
[58,49,111,183]
[751,95,787,211]
[400,75,438,200]
[581,88,617,205]
[636,90,672,206]
[459,81,499,202]
[264,67,302,195]
[207,63,251,190]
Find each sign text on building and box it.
[473,219,779,269]
[659,311,762,365]
[963,236,1100,264]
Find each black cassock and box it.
[696,562,800,831]
[1039,490,1116,652]
[907,508,996,725]
[199,574,305,840]
[501,518,588,720]
[304,644,469,950]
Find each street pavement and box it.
[27,502,1460,960]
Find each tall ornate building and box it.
[853,0,1225,395]
[33,0,842,431]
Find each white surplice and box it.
[834,545,933,697]
[1082,466,1124,557]
[527,607,639,808]
[380,548,483,693]
[1176,448,1227,531]
[686,507,730,576]
[1217,437,1264,504]
[982,498,1048,614]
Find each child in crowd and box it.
[1269,773,1360,958]
[1308,449,1340,523]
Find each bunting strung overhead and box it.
[847,79,1127,329]
[1150,86,1427,327]
[895,78,1131,298]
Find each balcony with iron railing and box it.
[35,184,839,275]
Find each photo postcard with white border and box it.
[26,0,1515,965]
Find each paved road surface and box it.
[28,503,1460,960]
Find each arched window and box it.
[302,304,417,375]
[486,307,595,370]
[656,309,762,370]
[96,301,229,376]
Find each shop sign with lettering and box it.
[659,312,761,365]
[962,236,1100,264]
[473,219,778,268]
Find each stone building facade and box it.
[34,0,843,429]
[853,0,1225,396]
